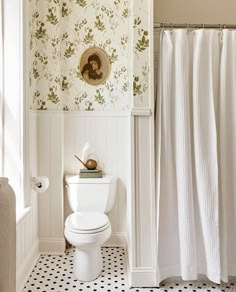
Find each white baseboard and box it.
[129,267,157,287]
[39,233,125,253]
[103,232,127,247]
[16,240,40,292]
[39,238,66,254]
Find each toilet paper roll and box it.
[32,176,49,193]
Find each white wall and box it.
[36,112,65,253]
[36,111,130,252]
[0,2,40,291]
[125,0,156,287]
[127,113,156,287]
[154,0,236,24]
[16,112,39,292]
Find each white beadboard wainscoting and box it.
[127,113,156,287]
[25,110,156,288]
[16,198,39,292]
[16,111,40,292]
[33,111,130,253]
[36,112,65,253]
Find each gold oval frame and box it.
[79,46,111,86]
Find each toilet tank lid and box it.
[65,174,116,184]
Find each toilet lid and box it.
[66,212,109,232]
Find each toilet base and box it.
[73,245,102,282]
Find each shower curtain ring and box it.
[219,25,224,44]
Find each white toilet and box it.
[64,174,117,282]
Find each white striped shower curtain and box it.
[156,29,236,284]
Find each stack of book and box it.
[79,169,103,178]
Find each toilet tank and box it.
[65,175,117,213]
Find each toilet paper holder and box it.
[32,176,49,193]
[32,178,43,188]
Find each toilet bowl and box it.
[64,212,111,281]
[64,175,116,282]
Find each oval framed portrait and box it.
[79,46,111,86]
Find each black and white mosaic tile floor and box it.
[24,247,236,292]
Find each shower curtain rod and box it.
[154,22,236,29]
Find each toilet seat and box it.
[65,212,110,234]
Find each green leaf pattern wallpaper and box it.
[29,0,150,111]
[133,0,150,108]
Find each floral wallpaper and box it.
[132,0,150,108]
[29,0,151,111]
[29,0,131,111]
